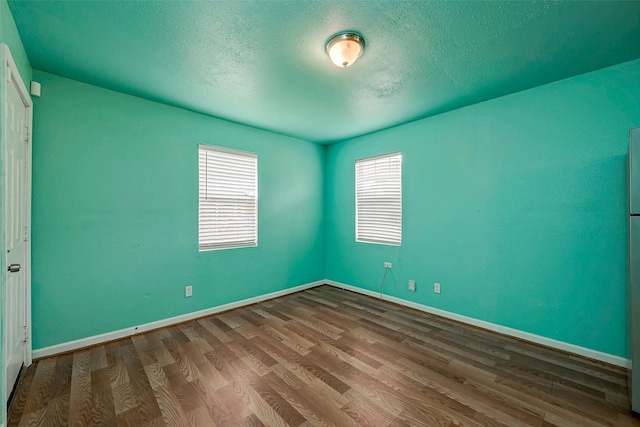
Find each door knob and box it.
[7,264,20,273]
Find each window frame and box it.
[355,152,402,246]
[198,144,258,251]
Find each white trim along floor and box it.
[32,279,628,368]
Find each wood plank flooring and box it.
[8,285,640,426]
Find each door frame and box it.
[1,43,33,422]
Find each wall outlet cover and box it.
[185,285,193,297]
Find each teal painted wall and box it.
[0,0,31,421]
[0,0,30,86]
[326,59,640,358]
[4,0,639,374]
[31,71,325,350]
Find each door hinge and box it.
[23,225,28,241]
[24,125,30,144]
[22,325,28,343]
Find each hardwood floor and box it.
[8,285,639,426]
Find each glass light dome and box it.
[326,32,365,68]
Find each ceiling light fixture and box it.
[325,32,365,68]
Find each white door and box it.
[2,44,32,408]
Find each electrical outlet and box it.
[408,280,416,292]
[384,262,392,268]
[185,285,193,297]
[434,282,441,294]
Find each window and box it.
[355,152,402,245]
[198,144,257,251]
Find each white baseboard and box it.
[324,280,630,368]
[33,278,629,368]
[32,280,325,359]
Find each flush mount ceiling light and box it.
[325,32,365,68]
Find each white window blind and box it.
[199,144,257,251]
[355,152,402,246]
